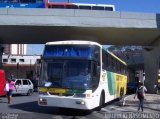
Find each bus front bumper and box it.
[38,95,97,110]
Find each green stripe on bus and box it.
[107,71,116,95]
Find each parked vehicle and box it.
[12,79,34,96]
[127,82,138,94]
[0,69,6,96]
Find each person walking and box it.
[154,80,160,95]
[6,79,17,104]
[134,82,147,112]
[157,84,160,95]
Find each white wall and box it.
[11,44,27,55]
[11,44,18,54]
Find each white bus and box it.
[38,41,127,110]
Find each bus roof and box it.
[47,1,115,7]
[46,2,75,6]
[46,40,102,47]
[74,3,115,8]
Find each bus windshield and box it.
[40,59,92,90]
[43,45,94,58]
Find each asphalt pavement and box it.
[124,94,160,113]
[0,93,160,119]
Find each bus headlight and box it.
[75,101,85,105]
[39,98,47,105]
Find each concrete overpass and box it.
[0,8,160,45]
[0,8,160,93]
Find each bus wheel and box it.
[120,88,124,99]
[118,88,125,106]
[96,91,105,111]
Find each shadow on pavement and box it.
[144,106,160,112]
[127,105,160,112]
[9,101,91,116]
[0,100,7,103]
[126,100,160,105]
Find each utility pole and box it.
[68,0,70,3]
[17,62,19,78]
[0,44,4,69]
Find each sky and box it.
[27,0,160,55]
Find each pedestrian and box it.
[6,79,17,104]
[155,83,160,95]
[134,82,147,112]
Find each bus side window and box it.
[105,7,113,11]
[92,6,104,10]
[102,63,105,70]
[79,5,91,10]
[66,5,78,9]
[51,5,65,9]
[108,55,112,69]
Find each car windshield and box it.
[39,59,92,90]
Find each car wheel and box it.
[27,89,33,96]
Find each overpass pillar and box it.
[0,44,3,69]
[143,39,160,93]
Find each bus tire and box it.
[119,87,124,100]
[96,91,105,111]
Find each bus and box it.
[0,0,45,8]
[38,41,127,110]
[0,0,115,11]
[46,0,115,11]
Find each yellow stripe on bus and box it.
[39,87,68,93]
[107,50,127,65]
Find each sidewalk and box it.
[124,94,160,111]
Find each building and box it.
[2,54,41,80]
[2,44,27,55]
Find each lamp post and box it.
[68,0,70,3]
[0,44,4,69]
[17,62,19,78]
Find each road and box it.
[0,93,160,119]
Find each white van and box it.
[12,79,34,96]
